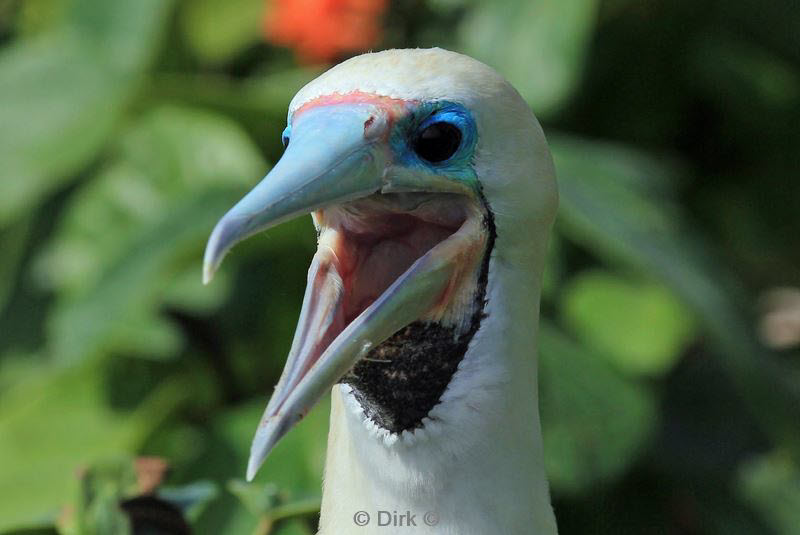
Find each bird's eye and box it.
[413,121,462,163]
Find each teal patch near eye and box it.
[391,101,479,190]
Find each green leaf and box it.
[143,69,320,156]
[458,0,599,116]
[180,0,265,64]
[226,481,281,517]
[216,396,330,500]
[692,34,800,110]
[202,397,327,533]
[162,264,232,314]
[158,481,220,522]
[106,311,184,361]
[561,270,696,376]
[71,459,137,535]
[0,0,173,228]
[14,0,69,36]
[44,187,242,363]
[0,363,189,531]
[0,218,32,315]
[739,452,800,535]
[551,133,800,458]
[539,321,657,494]
[36,105,262,296]
[273,519,314,535]
[37,105,265,363]
[224,482,319,533]
[0,529,58,535]
[541,234,563,302]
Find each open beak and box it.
[203,101,486,481]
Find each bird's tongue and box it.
[246,212,486,480]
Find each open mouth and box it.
[306,193,492,432]
[307,193,484,362]
[263,192,490,435]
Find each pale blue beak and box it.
[203,103,390,284]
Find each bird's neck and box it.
[318,259,558,535]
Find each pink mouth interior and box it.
[326,194,468,324]
[298,195,470,373]
[341,215,458,324]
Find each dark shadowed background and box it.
[0,0,799,533]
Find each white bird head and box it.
[203,48,558,493]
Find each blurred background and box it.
[1,0,799,533]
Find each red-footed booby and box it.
[204,48,559,534]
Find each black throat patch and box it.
[341,210,496,434]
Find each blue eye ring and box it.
[410,103,476,166]
[281,125,291,148]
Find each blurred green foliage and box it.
[0,0,799,533]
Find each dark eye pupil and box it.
[413,122,462,163]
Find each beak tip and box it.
[246,442,268,482]
[203,218,232,285]
[245,460,259,482]
[246,416,291,482]
[202,263,215,285]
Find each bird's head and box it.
[203,48,557,480]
